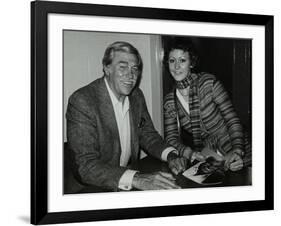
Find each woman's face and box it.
[168,49,192,81]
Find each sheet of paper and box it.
[182,159,224,185]
[182,162,211,184]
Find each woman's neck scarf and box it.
[175,76,190,90]
[175,73,203,151]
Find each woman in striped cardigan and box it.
[163,40,251,171]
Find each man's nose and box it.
[125,68,134,79]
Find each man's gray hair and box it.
[102,41,143,73]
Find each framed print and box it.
[31,0,274,224]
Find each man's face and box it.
[104,51,140,101]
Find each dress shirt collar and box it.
[104,77,130,114]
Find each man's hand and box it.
[132,171,181,190]
[167,152,189,175]
[224,149,244,171]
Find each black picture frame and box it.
[31,0,274,224]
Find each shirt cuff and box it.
[118,170,138,191]
[161,147,178,162]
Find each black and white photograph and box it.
[63,31,252,194]
[30,1,274,225]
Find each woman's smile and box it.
[168,49,192,81]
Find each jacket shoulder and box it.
[197,72,217,88]
[68,78,103,108]
[198,72,216,81]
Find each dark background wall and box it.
[162,36,252,134]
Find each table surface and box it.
[135,155,252,189]
[65,155,252,194]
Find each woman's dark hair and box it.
[163,38,199,69]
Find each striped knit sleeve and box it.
[212,79,244,150]
[163,94,188,155]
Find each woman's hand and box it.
[182,147,206,162]
[224,148,244,171]
[182,147,206,163]
[191,151,206,162]
[182,147,193,160]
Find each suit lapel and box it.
[96,78,122,159]
[129,94,140,162]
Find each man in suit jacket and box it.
[66,41,188,192]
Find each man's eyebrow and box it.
[118,61,139,67]
[118,61,128,65]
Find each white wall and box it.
[0,0,280,226]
